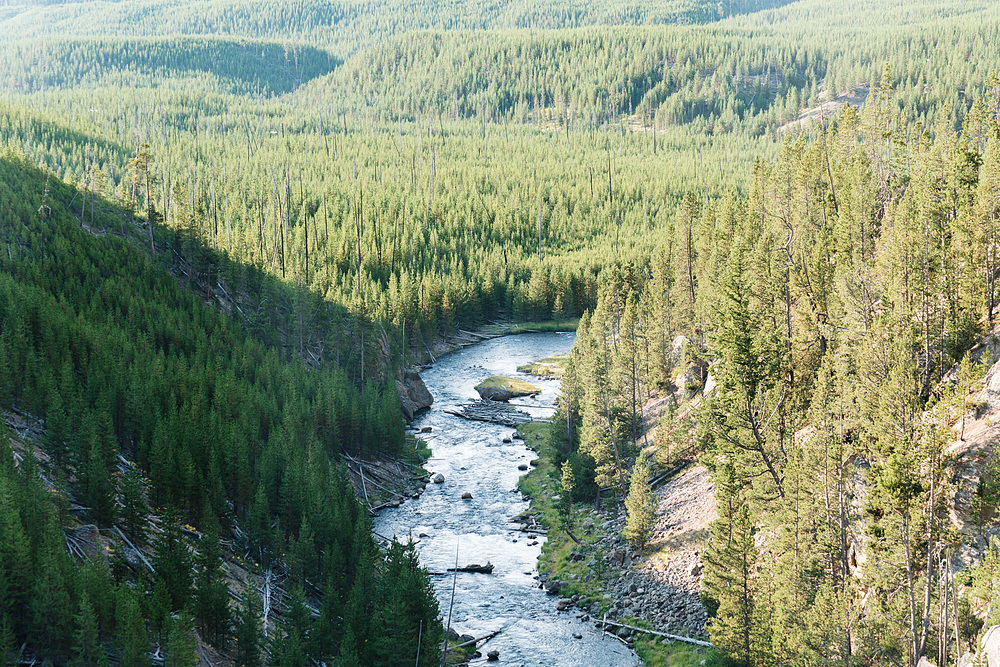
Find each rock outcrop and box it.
[397,370,433,421]
[985,625,1000,667]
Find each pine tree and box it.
[152,517,193,612]
[560,460,575,532]
[705,239,786,499]
[82,440,116,526]
[116,586,150,667]
[164,610,198,667]
[706,500,765,666]
[622,451,654,550]
[234,585,263,667]
[118,465,149,545]
[71,590,101,667]
[194,532,231,650]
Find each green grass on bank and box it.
[515,421,611,610]
[517,353,571,377]
[507,318,580,334]
[633,632,721,667]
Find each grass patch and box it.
[410,435,432,463]
[515,421,611,610]
[517,353,571,377]
[474,375,540,396]
[507,318,580,333]
[633,634,719,667]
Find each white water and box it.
[374,333,640,666]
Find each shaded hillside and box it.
[0,150,441,664]
[0,37,340,96]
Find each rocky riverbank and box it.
[529,464,714,643]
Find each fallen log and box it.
[114,526,154,573]
[594,619,712,648]
[446,561,494,574]
[447,627,505,650]
[444,400,533,427]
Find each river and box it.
[374,332,640,666]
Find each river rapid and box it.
[374,332,639,666]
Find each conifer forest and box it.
[1,0,1000,665]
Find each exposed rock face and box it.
[984,625,1000,667]
[477,385,514,402]
[397,370,433,420]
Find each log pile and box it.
[444,400,532,427]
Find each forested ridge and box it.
[556,70,1000,665]
[1,0,999,664]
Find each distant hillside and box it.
[0,0,797,56]
[0,36,339,96]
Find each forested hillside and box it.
[0,0,795,56]
[556,70,1000,665]
[1,0,999,664]
[0,151,439,664]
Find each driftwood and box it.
[594,618,713,648]
[444,400,532,427]
[446,561,494,574]
[447,627,504,650]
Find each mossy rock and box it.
[474,376,540,402]
[517,353,570,377]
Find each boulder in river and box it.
[518,463,528,471]
[478,385,515,402]
[461,491,473,500]
[487,650,500,661]
[431,472,445,484]
[397,370,433,421]
[474,376,540,402]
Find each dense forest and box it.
[1,0,999,664]
[557,69,1000,665]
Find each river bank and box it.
[514,416,718,666]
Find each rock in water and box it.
[477,385,514,402]
[474,376,540,402]
[461,491,473,500]
[487,650,500,661]
[397,370,433,420]
[431,472,445,484]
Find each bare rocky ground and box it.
[591,465,715,641]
